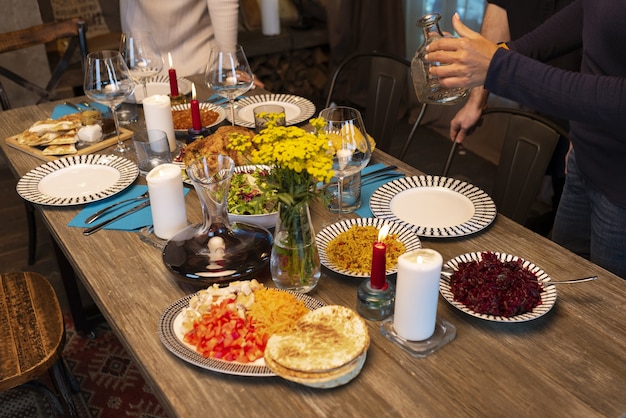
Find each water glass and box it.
[253,104,286,133]
[324,171,361,213]
[133,130,172,175]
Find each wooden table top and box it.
[1,88,625,417]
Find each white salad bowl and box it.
[227,165,278,229]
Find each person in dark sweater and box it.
[450,0,581,236]
[425,0,626,279]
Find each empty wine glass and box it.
[205,45,254,126]
[120,31,163,100]
[83,50,135,155]
[319,106,372,224]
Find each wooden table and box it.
[1,89,625,417]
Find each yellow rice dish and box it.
[326,225,406,274]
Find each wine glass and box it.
[319,106,372,223]
[205,45,254,126]
[119,31,163,100]
[83,50,136,155]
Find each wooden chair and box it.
[0,18,87,264]
[442,107,568,224]
[325,51,427,159]
[0,271,79,416]
[0,17,88,109]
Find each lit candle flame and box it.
[191,83,197,100]
[168,52,174,69]
[378,223,390,242]
[417,255,424,264]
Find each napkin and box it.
[205,93,246,107]
[68,185,190,231]
[51,102,110,119]
[355,163,404,218]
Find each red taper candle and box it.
[190,83,202,131]
[370,224,390,290]
[168,52,180,97]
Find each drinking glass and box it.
[83,50,136,155]
[205,45,254,126]
[319,106,372,223]
[120,31,163,100]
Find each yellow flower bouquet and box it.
[228,116,334,292]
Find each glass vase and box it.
[270,200,321,293]
[162,155,273,287]
[410,13,468,105]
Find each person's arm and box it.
[207,0,239,51]
[449,3,508,142]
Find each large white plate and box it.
[370,175,497,238]
[129,75,192,103]
[171,102,226,134]
[440,252,557,323]
[158,290,325,377]
[316,217,422,278]
[227,94,316,128]
[16,154,138,206]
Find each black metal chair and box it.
[443,107,569,224]
[0,18,88,264]
[0,18,88,109]
[325,51,427,159]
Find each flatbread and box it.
[42,144,77,156]
[264,305,369,373]
[16,113,82,146]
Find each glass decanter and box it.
[411,13,468,105]
[162,155,273,286]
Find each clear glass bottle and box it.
[411,13,468,105]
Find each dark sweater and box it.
[485,0,626,207]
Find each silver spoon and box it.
[85,191,150,224]
[441,270,598,285]
[540,276,598,285]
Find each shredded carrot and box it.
[248,288,309,336]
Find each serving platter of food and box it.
[316,217,422,278]
[5,112,133,162]
[158,279,326,377]
[171,102,226,134]
[439,251,557,322]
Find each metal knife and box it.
[361,165,398,180]
[83,200,151,236]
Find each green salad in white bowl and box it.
[228,165,279,228]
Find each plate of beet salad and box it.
[440,251,557,322]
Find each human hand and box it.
[425,13,500,89]
[450,87,489,142]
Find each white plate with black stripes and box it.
[16,154,138,206]
[369,175,497,238]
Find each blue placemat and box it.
[355,163,404,218]
[51,102,110,119]
[69,185,190,231]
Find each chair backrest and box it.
[325,51,411,154]
[0,18,88,110]
[443,107,567,224]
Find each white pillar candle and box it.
[394,249,443,341]
[142,94,176,152]
[146,163,187,239]
[260,0,280,36]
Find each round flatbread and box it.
[264,305,369,374]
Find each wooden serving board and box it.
[5,127,134,162]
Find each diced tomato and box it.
[183,299,267,363]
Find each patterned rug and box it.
[0,316,170,418]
